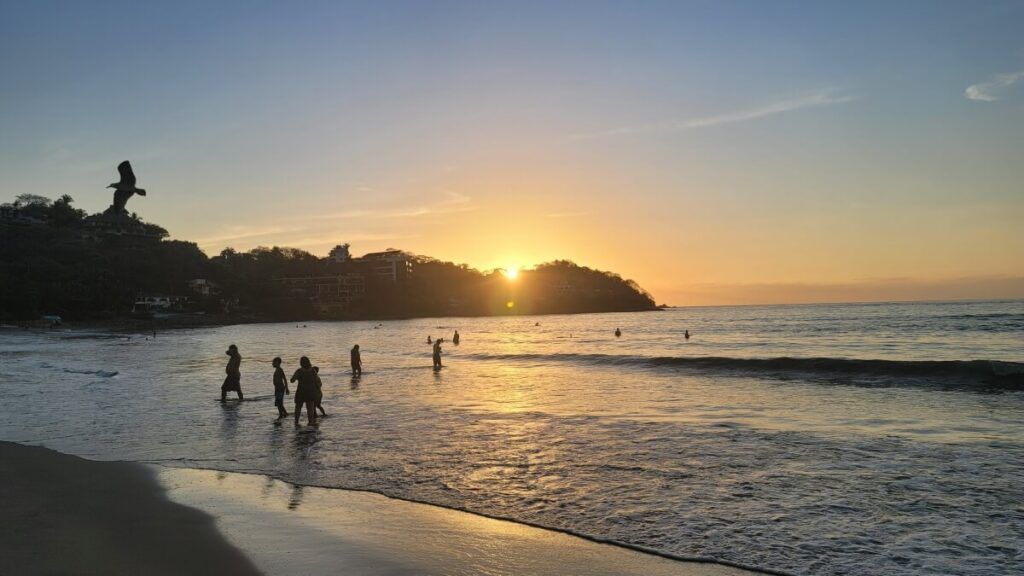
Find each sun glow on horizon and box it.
[502,266,520,280]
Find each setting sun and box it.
[502,266,519,280]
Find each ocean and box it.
[1,300,1022,575]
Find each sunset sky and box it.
[2,1,1022,305]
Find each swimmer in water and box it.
[452,330,460,345]
[615,328,622,337]
[684,330,690,340]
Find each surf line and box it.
[145,463,795,576]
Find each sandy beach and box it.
[1,442,759,576]
[0,441,260,576]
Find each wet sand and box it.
[0,441,761,576]
[156,466,762,576]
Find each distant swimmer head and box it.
[272,357,282,367]
[300,356,312,369]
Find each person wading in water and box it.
[290,356,320,426]
[351,344,362,376]
[313,366,327,417]
[432,338,444,370]
[272,357,289,418]
[221,344,243,401]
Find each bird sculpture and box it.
[105,160,146,216]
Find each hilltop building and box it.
[80,212,166,241]
[277,273,366,315]
[132,294,188,314]
[188,278,220,297]
[359,249,413,283]
[0,205,46,226]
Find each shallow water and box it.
[2,301,1023,575]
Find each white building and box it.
[132,294,187,313]
[188,278,220,297]
[360,249,413,283]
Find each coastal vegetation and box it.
[1,194,657,322]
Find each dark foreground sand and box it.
[1,441,761,576]
[0,441,261,576]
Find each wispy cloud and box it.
[275,232,420,250]
[965,71,1024,101]
[443,191,471,204]
[194,225,292,246]
[575,89,855,138]
[392,205,478,218]
[191,187,474,253]
[310,190,474,222]
[308,209,379,221]
[544,210,590,219]
[194,225,419,252]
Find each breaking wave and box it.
[62,368,119,378]
[460,352,1024,389]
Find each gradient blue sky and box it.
[2,1,1022,304]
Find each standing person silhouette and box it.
[220,344,243,401]
[313,366,327,416]
[684,330,691,340]
[350,344,362,376]
[432,338,443,370]
[452,330,460,345]
[290,357,320,425]
[272,357,289,418]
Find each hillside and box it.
[1,194,657,322]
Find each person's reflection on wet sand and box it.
[350,375,360,390]
[268,419,286,452]
[291,427,320,456]
[261,475,276,499]
[287,484,304,511]
[219,401,241,441]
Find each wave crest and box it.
[460,352,1024,389]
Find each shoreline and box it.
[1,441,769,576]
[154,462,789,576]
